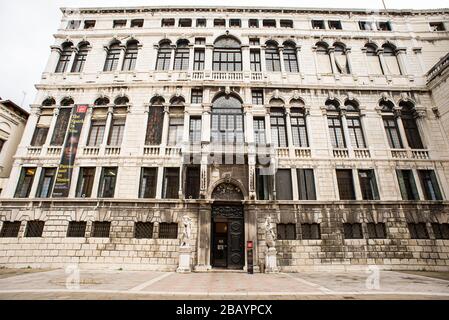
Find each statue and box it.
[180,215,192,248]
[264,216,276,248]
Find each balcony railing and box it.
[333,148,349,158]
[165,147,182,157]
[391,149,430,160]
[143,146,160,156]
[411,149,430,160]
[276,148,290,158]
[105,146,121,156]
[211,72,243,81]
[354,148,371,159]
[82,146,100,156]
[47,146,62,157]
[294,147,312,158]
[27,147,42,157]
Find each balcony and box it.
[211,72,243,81]
[143,146,160,156]
[105,146,121,156]
[46,146,62,157]
[354,148,371,159]
[333,148,349,158]
[82,146,100,156]
[391,149,430,160]
[294,147,312,158]
[27,147,42,157]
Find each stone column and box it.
[182,109,190,145]
[241,45,250,72]
[100,106,114,151]
[378,49,388,75]
[296,46,303,77]
[156,166,164,199]
[28,167,42,199]
[195,203,212,271]
[243,104,254,144]
[340,107,354,157]
[396,48,409,76]
[291,167,299,200]
[394,107,410,149]
[45,46,61,73]
[67,48,77,73]
[117,45,126,71]
[188,45,195,72]
[44,107,60,147]
[284,105,294,157]
[161,104,170,146]
[345,47,353,75]
[352,168,363,200]
[79,106,93,147]
[264,105,272,145]
[328,47,337,74]
[245,205,259,272]
[278,46,286,73]
[414,107,429,149]
[260,45,267,73]
[205,44,214,74]
[320,106,333,157]
[201,103,212,143]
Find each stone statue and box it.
[264,216,276,248]
[180,215,192,248]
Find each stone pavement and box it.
[0,268,448,300]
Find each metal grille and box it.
[135,222,154,239]
[301,223,321,240]
[432,223,449,239]
[159,223,178,239]
[91,221,111,238]
[343,223,363,239]
[25,221,45,238]
[0,221,21,238]
[67,221,87,238]
[367,223,387,239]
[408,223,429,239]
[277,223,296,240]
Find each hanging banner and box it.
[52,105,88,197]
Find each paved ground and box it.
[0,268,448,300]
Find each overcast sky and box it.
[0,0,448,110]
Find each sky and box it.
[0,0,448,110]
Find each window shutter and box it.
[384,56,401,75]
[335,54,348,74]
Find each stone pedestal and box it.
[265,247,279,273]
[177,247,192,273]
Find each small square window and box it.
[312,20,325,29]
[196,19,206,27]
[113,20,127,28]
[367,223,387,239]
[328,20,342,30]
[25,221,45,238]
[214,19,226,27]
[249,19,259,28]
[280,20,293,28]
[263,19,276,28]
[277,223,296,240]
[432,223,449,239]
[84,20,96,29]
[159,223,178,239]
[343,223,363,239]
[67,221,87,238]
[408,223,429,239]
[252,90,264,105]
[162,18,175,27]
[359,21,373,31]
[0,221,21,238]
[377,21,392,31]
[135,222,154,239]
[191,89,203,104]
[249,38,260,46]
[230,19,241,28]
[301,223,321,240]
[430,22,445,32]
[195,37,206,45]
[67,20,81,30]
[131,19,144,28]
[92,221,111,238]
[179,19,192,27]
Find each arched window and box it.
[283,42,299,73]
[326,99,345,148]
[55,42,73,73]
[344,100,366,149]
[71,42,89,73]
[269,98,287,147]
[382,44,401,75]
[365,44,383,74]
[174,40,190,71]
[42,97,56,106]
[87,98,109,147]
[108,98,128,146]
[380,100,403,149]
[145,96,165,145]
[316,42,332,74]
[60,97,74,106]
[211,95,244,144]
[104,41,121,72]
[290,100,308,147]
[122,40,139,71]
[213,36,242,72]
[94,97,110,106]
[114,96,129,106]
[399,101,423,149]
[156,40,172,71]
[168,97,185,146]
[334,43,350,74]
[265,41,281,72]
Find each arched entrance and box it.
[211,183,245,269]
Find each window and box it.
[297,169,316,200]
[213,36,242,72]
[230,19,241,27]
[328,117,346,148]
[418,170,443,201]
[283,43,299,73]
[291,108,308,147]
[365,44,383,74]
[336,169,355,200]
[156,41,172,71]
[51,108,71,145]
[214,19,226,27]
[163,168,179,199]
[276,169,293,200]
[71,43,89,73]
[67,20,81,30]
[84,20,96,29]
[334,44,350,74]
[195,37,206,45]
[145,101,164,145]
[280,20,293,28]
[328,20,342,30]
[168,113,184,146]
[14,167,36,198]
[211,95,244,144]
[316,43,332,73]
[343,223,363,239]
[159,223,178,239]
[253,118,266,145]
[382,44,401,75]
[135,222,154,239]
[104,43,121,72]
[174,40,190,70]
[98,167,117,198]
[107,117,125,146]
[0,139,5,154]
[196,19,206,27]
[252,90,263,105]
[189,117,202,143]
[185,166,200,199]
[265,42,281,72]
[377,21,392,31]
[0,222,21,238]
[270,108,287,147]
[359,21,373,31]
[193,49,205,71]
[36,168,56,198]
[256,168,270,200]
[131,19,144,28]
[358,170,379,200]
[397,170,419,200]
[67,221,87,237]
[122,41,139,71]
[249,38,260,46]
[31,108,52,146]
[430,22,445,31]
[432,223,449,239]
[367,223,387,239]
[263,19,276,28]
[312,20,325,29]
[55,43,73,73]
[87,120,106,146]
[347,117,365,148]
[301,223,321,240]
[139,167,157,198]
[400,103,423,149]
[383,117,402,149]
[277,223,296,240]
[408,223,429,239]
[191,89,203,104]
[91,221,111,238]
[76,167,95,198]
[249,19,259,28]
[250,49,261,72]
[161,18,175,27]
[178,19,192,27]
[25,221,45,237]
[113,20,127,28]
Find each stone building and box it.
[0,99,29,196]
[0,6,449,271]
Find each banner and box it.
[52,105,88,197]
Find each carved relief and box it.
[211,183,244,200]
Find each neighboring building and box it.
[0,6,449,271]
[0,99,29,196]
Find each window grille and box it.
[277,224,296,240]
[92,221,111,238]
[432,223,449,239]
[135,222,154,239]
[67,221,87,237]
[343,223,363,239]
[301,223,321,240]
[159,223,178,239]
[367,223,387,239]
[25,221,45,237]
[408,223,429,239]
[0,221,21,238]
